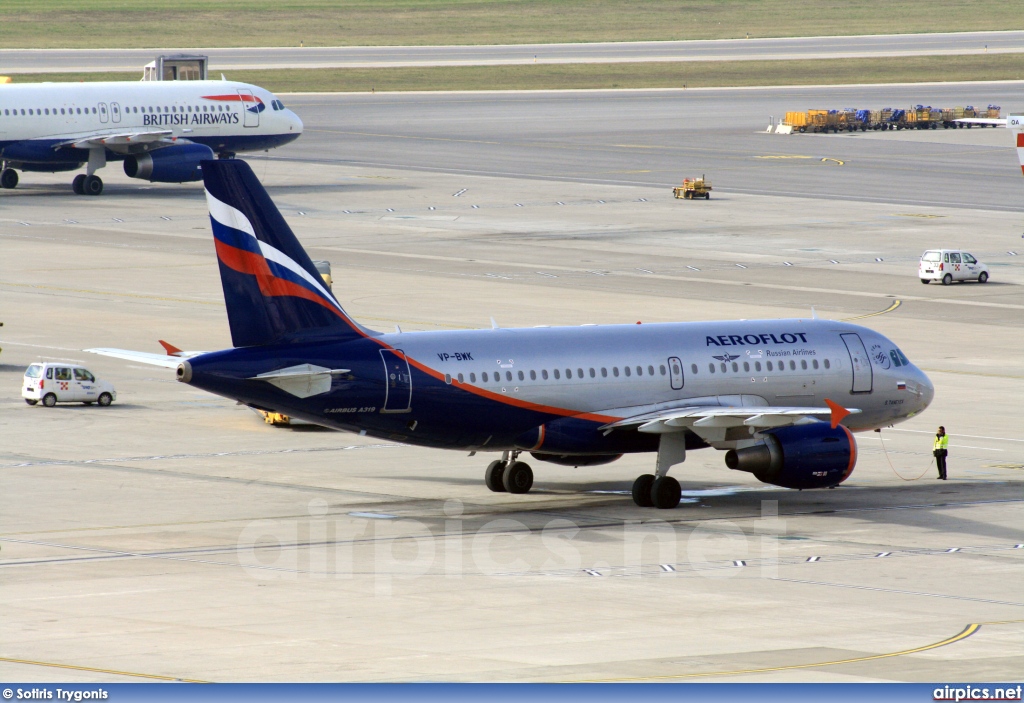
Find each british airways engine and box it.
[88,160,935,510]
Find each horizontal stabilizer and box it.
[250,364,350,398]
[85,347,182,369]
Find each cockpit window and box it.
[922,251,941,262]
[895,348,910,366]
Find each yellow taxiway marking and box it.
[0,656,208,683]
[754,155,815,159]
[893,213,946,218]
[580,622,991,682]
[843,299,901,321]
[821,157,845,165]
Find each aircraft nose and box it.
[913,366,935,411]
[289,111,303,134]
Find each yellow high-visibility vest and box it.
[934,434,949,451]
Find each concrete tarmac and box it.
[4,31,1024,73]
[0,87,1022,683]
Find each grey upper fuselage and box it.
[370,316,932,433]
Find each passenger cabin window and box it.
[801,360,807,370]
[824,359,830,369]
[578,368,584,378]
[457,373,464,383]
[482,372,489,382]
[660,365,666,375]
[731,362,738,372]
[506,371,512,382]
[553,369,560,380]
[518,371,524,381]
[755,361,762,372]
[691,364,698,374]
[530,370,536,380]
[743,362,750,372]
[601,368,607,378]
[589,368,595,378]
[542,370,549,380]
[720,363,726,373]
[624,367,631,377]
[708,363,715,373]
[789,360,796,370]
[470,373,476,383]
[812,359,819,369]
[612,367,619,377]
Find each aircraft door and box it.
[111,102,121,123]
[380,349,412,413]
[668,356,684,390]
[98,103,109,123]
[840,333,873,393]
[237,89,259,128]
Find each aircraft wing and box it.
[955,118,1007,126]
[52,130,181,155]
[600,398,858,446]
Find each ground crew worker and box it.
[933,426,949,480]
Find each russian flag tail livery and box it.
[201,159,374,347]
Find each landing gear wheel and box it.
[705,193,710,200]
[72,174,86,195]
[1,168,18,189]
[25,399,38,406]
[631,474,655,507]
[42,393,57,407]
[484,460,508,492]
[920,278,930,284]
[651,476,682,509]
[84,175,103,196]
[942,273,952,286]
[502,461,533,494]
[97,392,113,407]
[978,272,989,284]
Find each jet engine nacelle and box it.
[124,143,214,183]
[725,422,856,489]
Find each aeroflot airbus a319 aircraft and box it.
[0,80,302,195]
[90,160,935,509]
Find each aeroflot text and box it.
[143,112,240,126]
[706,332,809,347]
[934,686,1023,701]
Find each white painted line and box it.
[515,203,523,207]
[536,272,558,278]
[829,259,839,264]
[298,211,306,215]
[636,268,654,274]
[453,188,467,197]
[471,205,479,209]
[887,428,1024,443]
[946,548,960,553]
[806,556,820,562]
[112,218,123,223]
[428,206,436,210]
[584,569,602,577]
[783,261,793,266]
[686,265,701,271]
[733,560,746,567]
[348,512,397,520]
[951,445,1003,451]
[876,552,892,557]
[386,208,395,212]
[160,216,171,221]
[660,564,676,572]
[735,264,747,269]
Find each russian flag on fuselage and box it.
[202,159,372,347]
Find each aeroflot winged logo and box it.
[205,190,345,318]
[711,353,740,363]
[707,332,809,347]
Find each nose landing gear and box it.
[483,451,534,494]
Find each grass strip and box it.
[0,0,1022,49]
[6,54,1024,93]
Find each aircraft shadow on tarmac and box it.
[394,473,1022,542]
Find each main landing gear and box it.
[484,451,534,494]
[72,174,103,196]
[1,168,18,190]
[631,433,687,509]
[631,474,681,509]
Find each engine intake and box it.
[726,422,856,489]
[124,143,214,183]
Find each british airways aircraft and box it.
[89,160,935,509]
[0,79,301,195]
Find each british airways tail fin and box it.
[202,159,375,347]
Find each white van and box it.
[22,362,116,407]
[919,249,990,285]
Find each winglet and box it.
[159,340,183,356]
[824,398,851,429]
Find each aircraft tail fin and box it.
[1013,116,1024,177]
[201,159,374,347]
